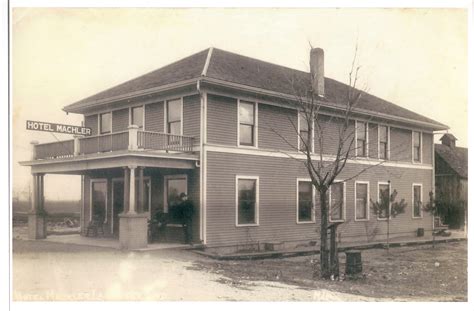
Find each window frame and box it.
[99,112,112,134]
[297,111,314,153]
[378,124,390,160]
[130,105,145,129]
[412,183,423,219]
[329,180,346,223]
[377,181,391,220]
[354,181,370,221]
[355,120,368,158]
[412,131,423,163]
[165,98,183,136]
[163,174,188,214]
[235,175,260,227]
[296,178,315,224]
[237,100,258,148]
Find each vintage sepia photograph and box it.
[8,2,470,305]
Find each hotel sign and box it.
[26,120,92,136]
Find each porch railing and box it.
[79,131,129,155]
[137,131,195,153]
[34,140,75,160]
[32,127,195,160]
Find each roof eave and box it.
[200,77,449,131]
[63,78,200,114]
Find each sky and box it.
[12,7,468,201]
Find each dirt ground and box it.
[193,241,467,301]
[12,240,375,301]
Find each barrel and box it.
[345,250,363,275]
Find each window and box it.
[131,106,144,129]
[377,182,390,219]
[236,177,258,225]
[297,180,313,223]
[165,175,187,224]
[239,101,256,146]
[330,182,345,221]
[356,121,367,157]
[413,184,422,218]
[167,99,182,145]
[298,112,311,151]
[355,182,369,220]
[379,125,389,160]
[413,131,421,162]
[100,112,111,134]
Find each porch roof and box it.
[20,150,198,174]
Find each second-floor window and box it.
[379,125,389,160]
[413,131,421,162]
[100,112,111,134]
[356,121,367,157]
[239,101,256,146]
[131,106,144,129]
[167,99,182,136]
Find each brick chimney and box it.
[440,133,457,148]
[310,48,325,97]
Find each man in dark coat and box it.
[177,193,194,244]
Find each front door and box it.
[164,175,188,224]
[112,180,124,236]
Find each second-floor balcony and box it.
[32,126,196,161]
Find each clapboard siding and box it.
[314,116,355,156]
[258,103,297,151]
[183,95,201,144]
[390,127,412,162]
[84,115,98,135]
[422,132,433,164]
[112,108,129,132]
[145,101,164,132]
[207,94,238,146]
[205,151,433,247]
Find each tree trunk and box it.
[329,224,339,277]
[320,189,331,279]
[386,219,390,253]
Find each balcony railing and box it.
[32,127,195,160]
[138,131,194,153]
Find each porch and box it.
[19,129,201,250]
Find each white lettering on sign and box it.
[26,120,92,136]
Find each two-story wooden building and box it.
[21,47,448,250]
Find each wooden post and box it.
[30,174,38,213]
[128,125,139,150]
[129,165,137,214]
[138,167,144,213]
[123,167,130,213]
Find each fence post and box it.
[128,125,139,150]
[73,135,81,156]
[30,140,39,160]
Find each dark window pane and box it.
[379,126,388,142]
[167,178,187,223]
[168,121,181,135]
[380,142,387,159]
[239,102,255,125]
[100,113,111,134]
[357,139,366,157]
[299,130,309,151]
[131,106,143,128]
[92,181,107,221]
[298,181,312,222]
[299,112,309,131]
[357,122,366,140]
[356,183,368,219]
[414,185,421,217]
[331,183,344,220]
[238,179,256,224]
[167,99,181,123]
[379,184,390,218]
[240,124,254,145]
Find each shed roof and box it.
[435,143,468,179]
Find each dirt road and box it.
[12,240,375,301]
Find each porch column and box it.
[129,165,136,214]
[28,173,47,239]
[138,167,144,213]
[123,167,130,213]
[119,165,148,250]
